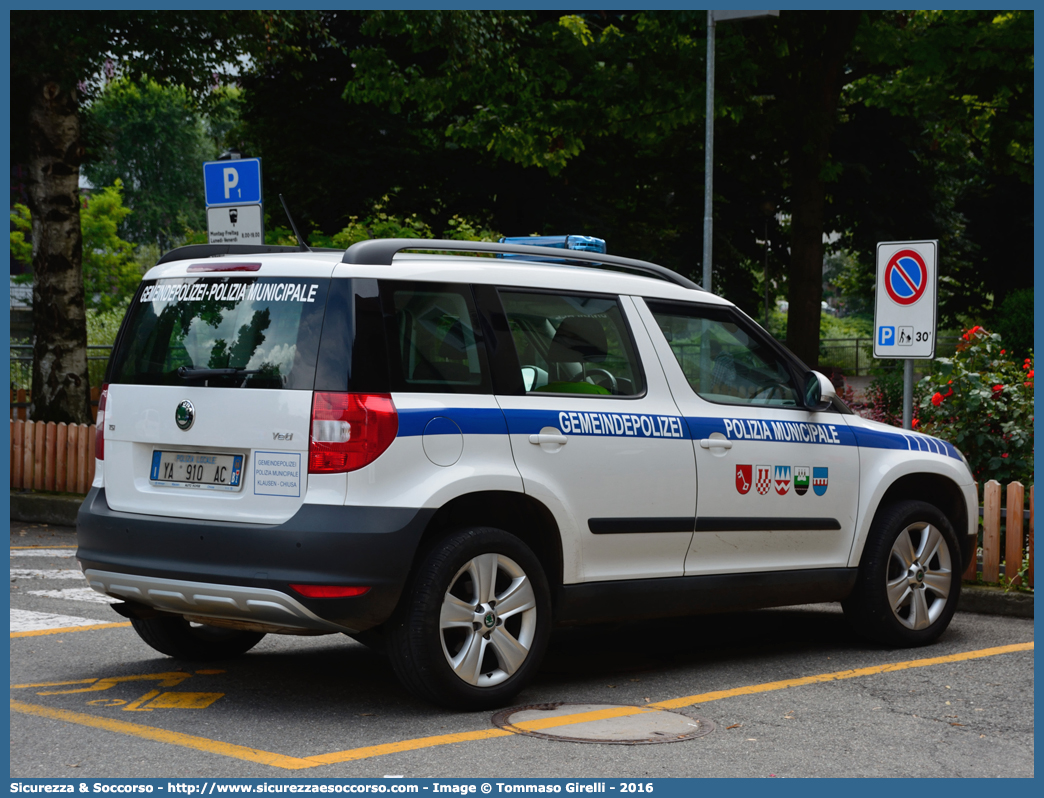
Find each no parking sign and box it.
[873,240,938,359]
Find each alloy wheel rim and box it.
[886,522,952,630]
[439,553,537,687]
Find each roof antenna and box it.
[279,194,312,252]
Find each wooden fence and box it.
[968,480,1034,588]
[10,418,96,494]
[10,388,101,424]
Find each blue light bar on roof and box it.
[498,235,607,255]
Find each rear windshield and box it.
[108,276,329,390]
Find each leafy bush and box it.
[917,326,1033,486]
[863,366,924,428]
[258,196,502,249]
[993,288,1033,359]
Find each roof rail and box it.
[156,243,342,265]
[341,238,702,291]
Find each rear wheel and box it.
[130,616,265,660]
[843,500,961,647]
[387,527,551,710]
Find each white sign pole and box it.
[903,359,914,430]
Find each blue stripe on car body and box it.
[392,404,961,460]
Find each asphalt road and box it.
[10,520,1035,779]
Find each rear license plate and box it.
[150,451,244,491]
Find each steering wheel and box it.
[751,383,786,405]
[585,368,618,395]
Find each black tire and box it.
[386,527,552,711]
[842,500,962,647]
[130,616,265,660]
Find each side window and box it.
[498,290,644,397]
[647,301,799,407]
[385,284,490,393]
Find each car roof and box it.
[143,242,734,307]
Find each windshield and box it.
[108,276,329,389]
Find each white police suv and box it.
[78,236,978,710]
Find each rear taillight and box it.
[289,584,370,598]
[308,392,398,474]
[95,384,108,460]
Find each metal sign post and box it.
[203,158,263,245]
[873,240,939,429]
[702,10,778,293]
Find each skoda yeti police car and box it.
[77,236,978,710]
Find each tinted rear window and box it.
[109,276,329,390]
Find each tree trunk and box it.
[786,141,829,370]
[27,77,91,424]
[783,12,862,369]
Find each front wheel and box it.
[843,500,961,647]
[130,616,265,660]
[387,527,551,710]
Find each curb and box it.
[7,491,1035,619]
[958,584,1034,619]
[10,491,84,527]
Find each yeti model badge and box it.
[175,400,195,431]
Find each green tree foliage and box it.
[836,10,1034,325]
[10,10,332,423]
[82,78,216,249]
[10,182,141,312]
[9,204,32,267]
[79,181,142,311]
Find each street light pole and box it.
[701,10,779,295]
[702,11,715,293]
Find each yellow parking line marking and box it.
[305,729,513,765]
[11,622,131,639]
[36,671,193,695]
[11,641,1033,770]
[10,700,319,770]
[12,678,99,689]
[646,641,1035,710]
[511,705,648,731]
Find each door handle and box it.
[699,438,733,450]
[529,433,568,445]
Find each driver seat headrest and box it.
[546,316,608,364]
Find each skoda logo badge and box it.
[175,400,195,431]
[484,612,496,629]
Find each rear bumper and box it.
[76,488,433,633]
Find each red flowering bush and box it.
[863,367,922,427]
[918,326,1033,485]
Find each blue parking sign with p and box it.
[203,159,262,206]
[878,326,895,347]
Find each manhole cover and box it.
[492,702,714,745]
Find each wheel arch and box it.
[853,473,973,570]
[417,490,564,596]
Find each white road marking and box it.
[25,587,119,605]
[10,549,75,558]
[10,608,115,633]
[10,569,86,581]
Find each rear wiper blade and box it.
[177,366,261,379]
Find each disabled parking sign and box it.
[873,240,937,359]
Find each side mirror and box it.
[804,370,835,412]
